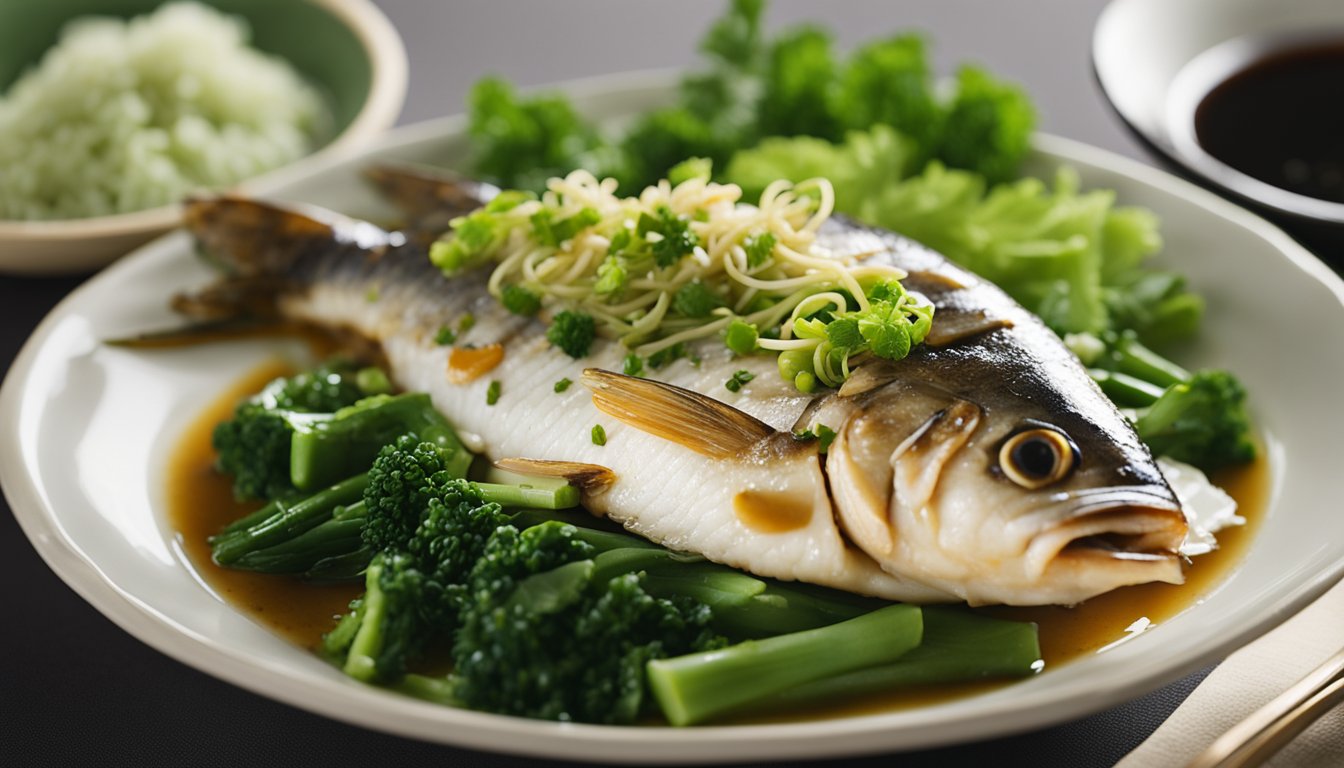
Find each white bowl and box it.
[1093,0,1344,251]
[0,0,407,276]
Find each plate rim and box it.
[5,72,1344,763]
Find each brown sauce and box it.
[733,489,814,533]
[1195,41,1344,203]
[168,364,1270,717]
[167,360,360,649]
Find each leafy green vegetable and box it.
[835,35,942,158]
[726,143,1202,344]
[467,77,620,192]
[936,66,1035,184]
[1069,331,1256,471]
[756,26,843,140]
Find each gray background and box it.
[372,0,1144,159]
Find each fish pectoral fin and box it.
[493,457,617,496]
[582,368,775,460]
[890,400,983,529]
[828,416,899,558]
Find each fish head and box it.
[819,355,1188,606]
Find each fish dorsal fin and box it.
[493,458,617,495]
[923,309,1013,348]
[837,360,900,398]
[365,163,499,219]
[582,369,775,460]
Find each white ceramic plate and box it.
[4,73,1344,763]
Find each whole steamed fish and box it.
[177,171,1187,607]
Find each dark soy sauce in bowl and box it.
[1194,42,1344,205]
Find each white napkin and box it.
[1117,578,1344,767]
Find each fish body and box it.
[182,189,1186,606]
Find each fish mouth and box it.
[1024,485,1188,584]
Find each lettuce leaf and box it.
[724,130,1200,342]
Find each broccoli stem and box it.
[763,607,1040,711]
[587,547,882,638]
[210,473,369,566]
[290,393,472,491]
[305,547,376,582]
[344,558,392,682]
[320,599,365,662]
[232,511,367,574]
[394,673,462,706]
[1088,368,1165,408]
[1103,332,1190,389]
[646,603,923,726]
[473,481,580,510]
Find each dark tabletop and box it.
[0,1,1265,765]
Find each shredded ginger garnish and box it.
[431,168,933,391]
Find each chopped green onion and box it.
[725,370,755,393]
[486,380,501,406]
[553,377,573,393]
[623,354,645,377]
[591,424,607,446]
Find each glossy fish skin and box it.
[180,189,1186,607]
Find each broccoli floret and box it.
[327,478,576,681]
[1135,370,1257,472]
[546,310,596,358]
[362,435,459,553]
[405,488,511,627]
[211,403,296,501]
[214,436,581,581]
[451,522,721,724]
[211,362,390,501]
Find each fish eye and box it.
[998,428,1077,489]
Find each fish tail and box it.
[184,196,361,278]
[177,196,398,322]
